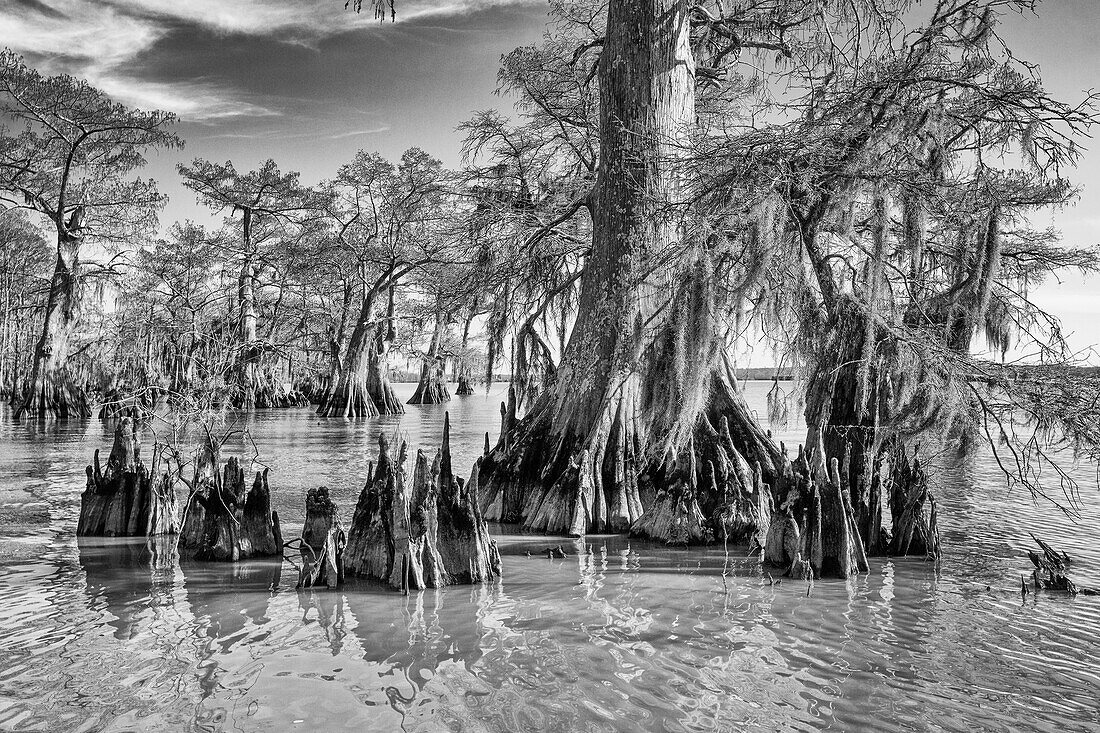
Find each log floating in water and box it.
[178,440,282,562]
[77,416,178,537]
[343,412,501,591]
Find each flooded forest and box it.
[2,0,1100,731]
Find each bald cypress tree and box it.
[0,50,180,419]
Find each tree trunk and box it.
[0,272,10,398]
[365,284,404,413]
[407,306,450,405]
[803,297,886,553]
[455,311,476,395]
[803,296,940,560]
[343,415,501,590]
[478,0,714,536]
[15,219,90,420]
[235,258,261,408]
[320,282,404,417]
[762,448,869,579]
[233,209,262,408]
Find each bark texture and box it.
[477,0,703,537]
[179,447,283,562]
[78,416,178,537]
[343,414,501,590]
[298,486,346,588]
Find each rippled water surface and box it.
[1,382,1099,732]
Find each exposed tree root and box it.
[885,440,940,559]
[318,355,403,417]
[318,374,381,418]
[479,355,781,544]
[14,373,90,420]
[762,448,869,579]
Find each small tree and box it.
[0,49,180,419]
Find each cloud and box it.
[1,0,540,122]
[95,76,282,121]
[328,126,390,139]
[199,125,388,140]
[111,0,540,40]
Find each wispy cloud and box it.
[96,76,282,121]
[199,124,390,141]
[113,0,540,40]
[328,126,390,139]
[1,0,539,121]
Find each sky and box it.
[1,0,1099,360]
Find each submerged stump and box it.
[78,417,178,537]
[1025,534,1098,596]
[344,413,501,591]
[178,444,282,562]
[298,486,346,588]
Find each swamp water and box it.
[0,382,1098,732]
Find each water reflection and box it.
[1,384,1099,732]
[77,535,179,640]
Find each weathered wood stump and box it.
[344,413,501,591]
[1026,534,1098,596]
[763,447,868,579]
[178,440,282,562]
[78,417,178,537]
[886,441,941,559]
[297,486,345,588]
